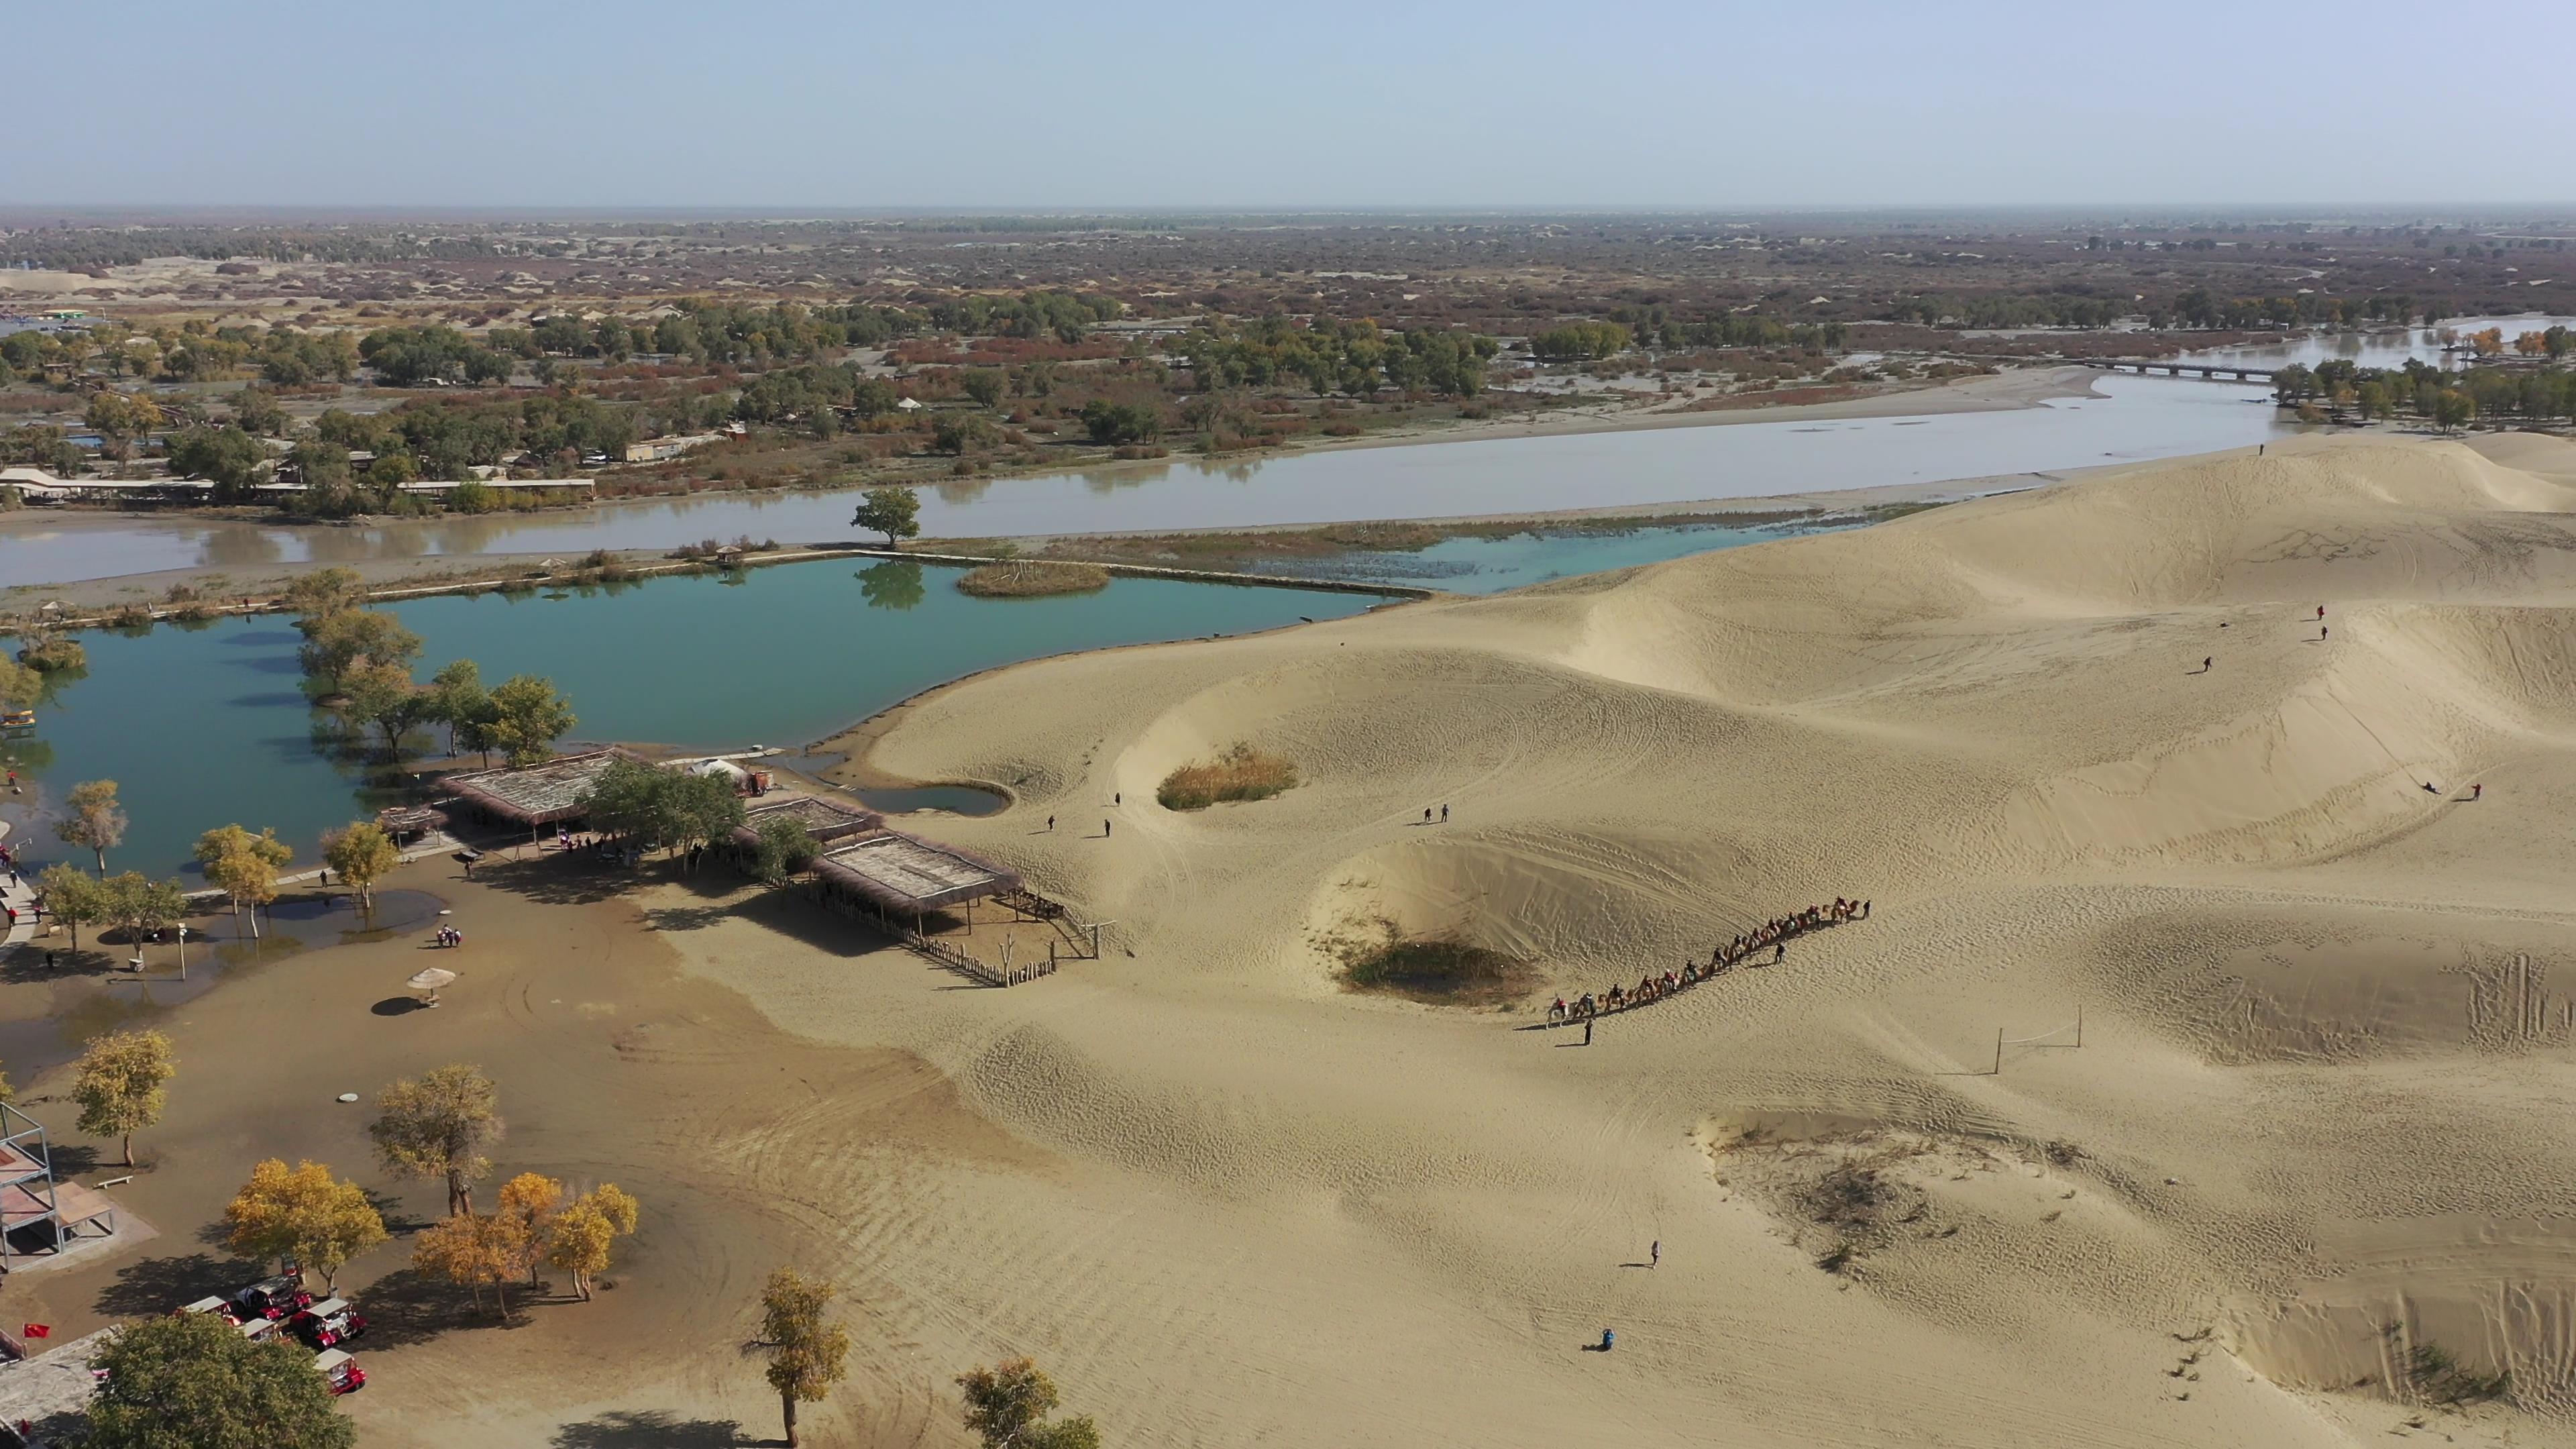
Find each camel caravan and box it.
[1546,898,1870,1025]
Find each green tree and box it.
[484,673,576,766]
[2431,388,2477,433]
[166,426,270,502]
[1079,398,1162,445]
[751,816,821,885]
[84,1309,355,1449]
[931,413,996,455]
[956,1357,1102,1449]
[0,655,39,711]
[370,1063,504,1216]
[84,390,165,460]
[321,821,399,909]
[425,658,494,758]
[74,1028,175,1165]
[337,659,425,757]
[56,777,129,874]
[851,486,921,545]
[230,387,288,436]
[97,871,190,971]
[759,1268,851,1449]
[961,369,1006,409]
[36,861,103,951]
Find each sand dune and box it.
[614,432,2576,1446]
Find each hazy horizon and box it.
[9,0,2573,213]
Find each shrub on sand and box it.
[1157,743,1297,811]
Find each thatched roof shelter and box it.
[445,748,638,828]
[809,830,1020,915]
[374,804,449,840]
[725,794,883,853]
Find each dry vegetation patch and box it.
[1157,742,1297,810]
[1318,914,1538,1006]
[955,560,1111,598]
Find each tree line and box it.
[2271,357,2576,427]
[1179,314,1496,398]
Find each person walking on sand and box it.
[2472,783,2483,800]
[1104,819,1112,838]
[2320,625,2328,642]
[1650,1240,1660,1270]
[1047,814,1056,832]
[2202,656,2212,673]
[2318,604,2326,621]
[1582,1018,1593,1046]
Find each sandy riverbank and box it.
[7,432,2575,1445]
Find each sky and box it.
[7,0,2573,212]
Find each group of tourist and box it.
[1547,898,1870,1024]
[431,924,464,948]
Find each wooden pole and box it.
[2075,1004,2082,1049]
[1993,1028,2004,1076]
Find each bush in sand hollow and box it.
[1157,743,1297,810]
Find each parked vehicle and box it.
[313,1348,366,1395]
[287,1297,368,1349]
[176,1295,240,1324]
[236,1316,283,1345]
[230,1277,314,1322]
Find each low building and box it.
[806,830,1020,930]
[722,794,883,868]
[620,432,725,464]
[444,749,638,835]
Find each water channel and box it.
[0,559,1377,877]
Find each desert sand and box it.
[11,430,2576,1447]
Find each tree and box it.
[425,658,494,759]
[370,1064,504,1216]
[496,1171,563,1287]
[0,655,39,712]
[85,1309,355,1449]
[411,1210,523,1319]
[578,759,744,861]
[321,821,399,910]
[485,673,576,766]
[545,1183,638,1301]
[84,390,166,460]
[223,1159,390,1291]
[2432,388,2477,433]
[932,414,996,455]
[231,387,288,436]
[759,1268,850,1449]
[294,608,421,688]
[97,872,189,967]
[1079,398,1162,445]
[961,369,1006,409]
[56,777,128,874]
[36,862,101,951]
[336,659,425,757]
[197,825,294,936]
[74,1028,174,1166]
[279,566,366,618]
[751,816,821,885]
[166,426,270,501]
[851,485,920,545]
[956,1358,1102,1449]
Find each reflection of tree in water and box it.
[932,477,994,506]
[857,561,924,611]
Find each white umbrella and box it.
[405,966,458,1006]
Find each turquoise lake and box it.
[0,559,1378,876]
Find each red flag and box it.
[21,1324,48,1339]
